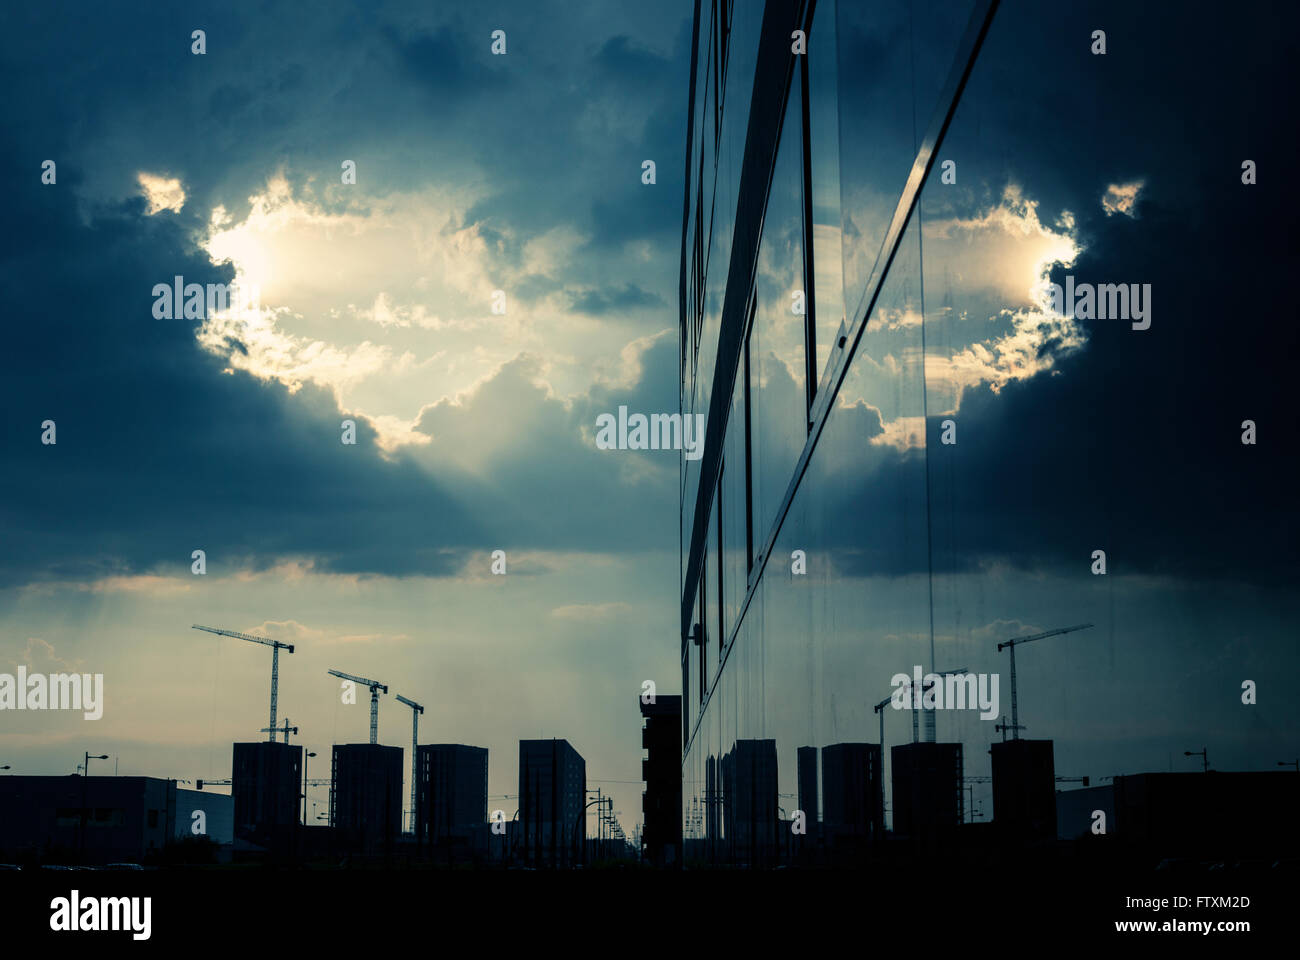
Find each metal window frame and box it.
[799,6,818,423]
[680,0,807,644]
[716,463,725,664]
[743,303,755,574]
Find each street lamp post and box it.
[80,752,108,862]
[1279,760,1299,772]
[1184,748,1208,773]
[572,798,601,867]
[302,751,317,824]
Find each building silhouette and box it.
[0,775,175,864]
[232,741,300,857]
[330,743,402,856]
[640,696,682,867]
[174,787,234,860]
[518,739,585,868]
[796,746,819,831]
[415,744,487,859]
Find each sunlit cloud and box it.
[137,172,185,214]
[924,183,1081,309]
[196,304,409,396]
[195,172,669,454]
[550,602,634,621]
[1102,179,1144,218]
[870,413,925,451]
[927,306,1087,402]
[874,306,924,331]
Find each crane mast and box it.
[193,624,295,741]
[328,669,388,744]
[395,694,425,834]
[995,623,1093,740]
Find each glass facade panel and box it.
[720,371,748,643]
[682,0,1297,868]
[835,0,975,327]
[807,0,843,388]
[704,489,721,696]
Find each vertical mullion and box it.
[716,465,725,661]
[799,31,817,424]
[743,298,755,576]
[698,582,707,705]
[713,0,721,148]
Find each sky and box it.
[2,0,1298,845]
[0,0,695,839]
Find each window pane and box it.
[836,0,976,327]
[749,67,808,553]
[808,0,843,387]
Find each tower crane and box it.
[919,666,968,743]
[193,624,294,741]
[872,694,892,750]
[995,624,1093,740]
[394,694,424,833]
[328,669,387,744]
[260,718,298,744]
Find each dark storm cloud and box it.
[0,158,484,586]
[0,150,682,586]
[569,283,664,315]
[0,0,692,588]
[593,35,668,87]
[383,22,511,99]
[0,0,690,262]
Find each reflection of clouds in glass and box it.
[924,183,1081,308]
[874,306,924,331]
[870,414,925,452]
[840,182,1092,434]
[754,203,807,387]
[840,183,910,326]
[926,306,1087,411]
[917,182,1089,414]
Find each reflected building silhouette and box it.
[675,0,993,869]
[891,742,963,840]
[821,743,883,859]
[676,0,1296,872]
[796,745,819,855]
[991,739,1057,841]
[721,739,779,866]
